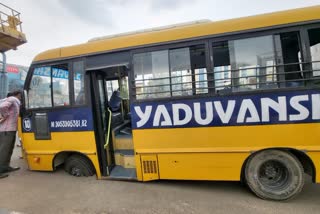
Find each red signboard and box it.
[6,65,19,73]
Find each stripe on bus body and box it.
[22,107,94,132]
[131,90,320,129]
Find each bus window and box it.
[212,41,231,92]
[191,45,208,94]
[73,61,86,105]
[213,36,277,92]
[134,45,208,99]
[170,47,193,96]
[170,44,208,96]
[133,50,170,99]
[28,67,52,108]
[231,35,276,91]
[52,64,70,106]
[280,32,303,87]
[308,28,320,77]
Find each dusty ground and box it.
[0,144,320,214]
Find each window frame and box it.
[130,39,211,102]
[27,66,53,109]
[25,58,89,111]
[130,22,320,102]
[72,59,88,106]
[302,24,320,80]
[51,63,71,107]
[208,23,320,95]
[208,27,294,93]
[133,49,171,100]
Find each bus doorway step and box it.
[108,166,137,181]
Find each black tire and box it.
[245,150,304,201]
[64,154,95,177]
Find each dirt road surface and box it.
[0,145,320,214]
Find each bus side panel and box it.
[158,153,249,181]
[133,123,320,181]
[307,152,320,183]
[134,154,143,181]
[87,154,102,178]
[24,153,101,178]
[26,154,54,171]
[21,131,101,177]
[133,124,320,151]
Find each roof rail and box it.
[88,19,211,42]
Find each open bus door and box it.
[90,72,115,176]
[89,63,136,179]
[87,51,135,179]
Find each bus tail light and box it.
[33,157,40,163]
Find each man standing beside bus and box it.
[0,90,22,178]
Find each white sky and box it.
[1,0,320,66]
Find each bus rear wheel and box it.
[64,154,95,177]
[245,150,304,201]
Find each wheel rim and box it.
[71,167,82,177]
[258,160,290,190]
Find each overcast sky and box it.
[2,0,320,66]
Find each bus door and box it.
[86,51,131,177]
[91,73,115,176]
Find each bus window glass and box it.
[28,67,52,108]
[213,36,277,92]
[133,50,170,99]
[213,42,232,92]
[191,45,208,94]
[230,35,276,91]
[52,64,70,106]
[170,45,208,96]
[195,68,208,94]
[74,61,86,105]
[120,76,129,99]
[106,80,119,101]
[280,32,303,87]
[170,47,192,96]
[308,28,320,77]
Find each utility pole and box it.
[0,52,7,99]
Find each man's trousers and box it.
[0,131,16,173]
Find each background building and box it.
[0,62,28,92]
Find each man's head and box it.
[10,90,22,101]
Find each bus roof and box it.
[33,5,320,63]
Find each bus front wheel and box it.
[245,150,304,201]
[64,154,95,177]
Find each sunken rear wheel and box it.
[64,154,95,177]
[245,150,304,201]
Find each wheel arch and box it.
[53,151,94,170]
[240,147,316,183]
[288,149,316,183]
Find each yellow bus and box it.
[20,6,320,200]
